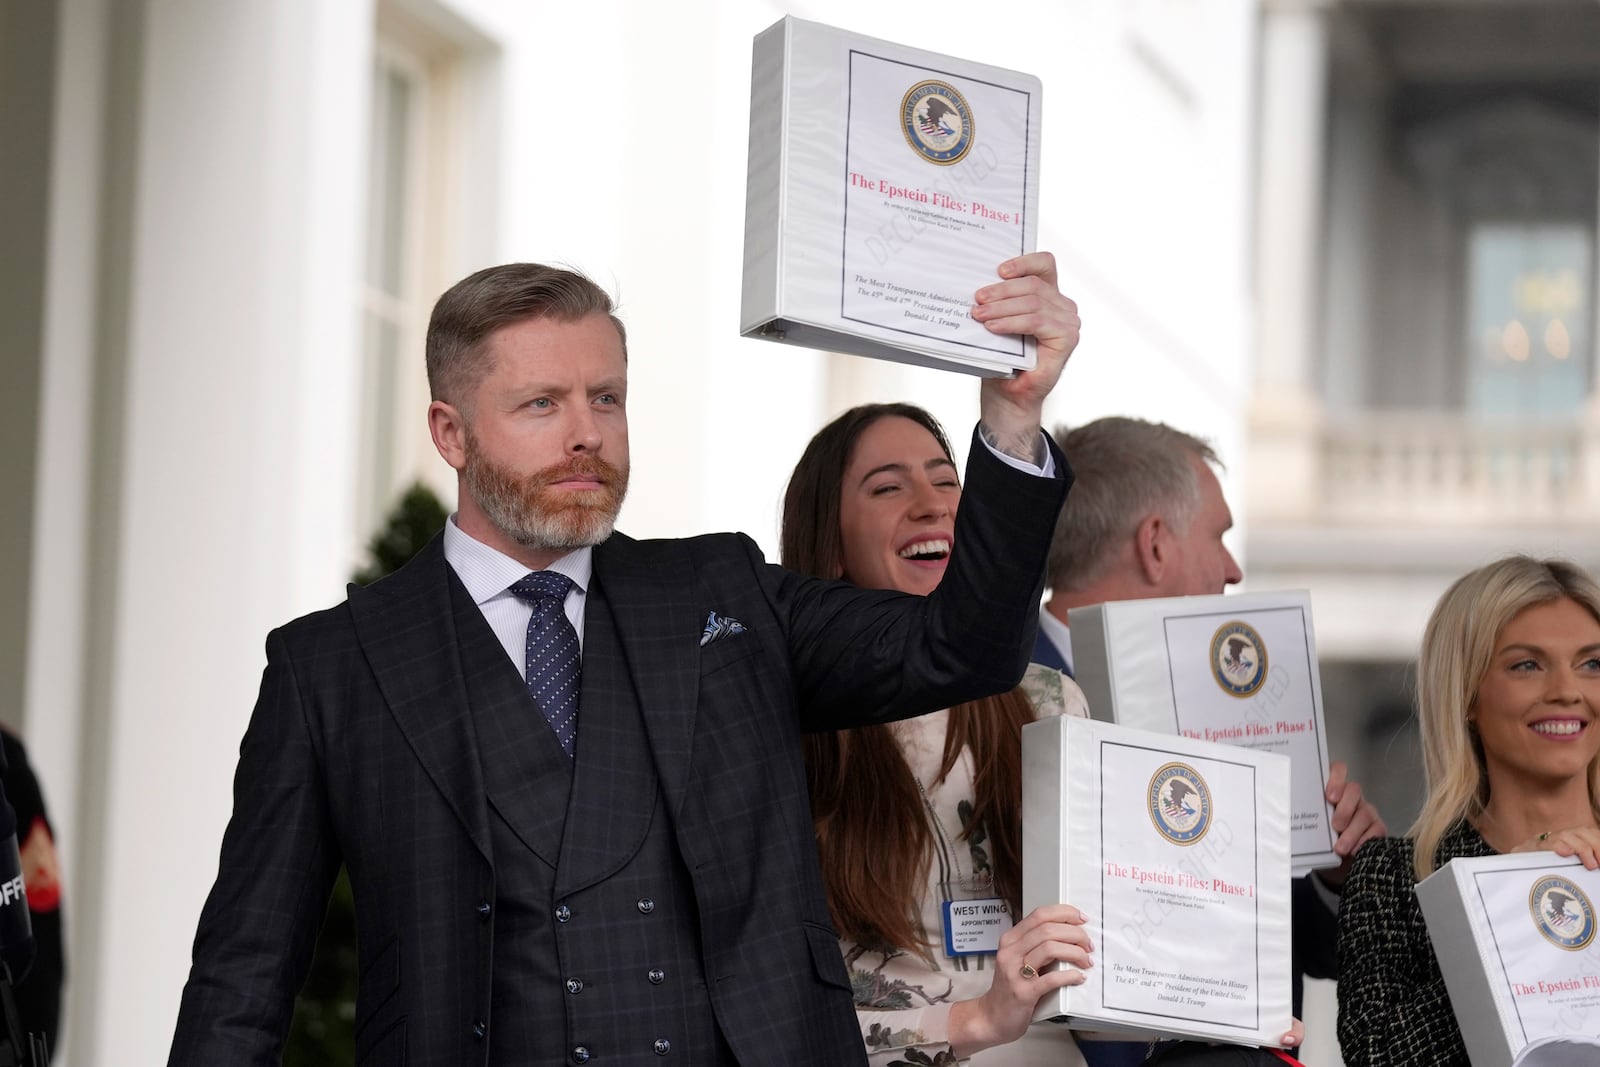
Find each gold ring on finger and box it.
[1020,962,1039,980]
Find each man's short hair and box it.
[425,263,627,408]
[1047,417,1219,593]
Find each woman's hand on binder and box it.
[947,902,1093,1059]
[1513,826,1600,869]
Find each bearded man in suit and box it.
[169,253,1080,1066]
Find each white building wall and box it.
[27,1,1263,1060]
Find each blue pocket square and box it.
[700,611,748,647]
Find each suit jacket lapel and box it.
[453,574,573,869]
[587,535,703,830]
[554,570,660,896]
[347,536,492,863]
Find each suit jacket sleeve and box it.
[169,627,343,1067]
[775,426,1071,731]
[1292,873,1339,982]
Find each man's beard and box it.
[464,433,629,552]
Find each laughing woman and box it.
[1337,556,1600,1066]
[781,402,1094,1066]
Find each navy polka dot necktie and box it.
[509,571,581,758]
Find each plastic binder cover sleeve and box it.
[1416,853,1600,1067]
[1022,715,1292,1046]
[1068,591,1338,875]
[741,15,1041,377]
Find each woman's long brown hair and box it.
[783,403,1036,956]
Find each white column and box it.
[1320,24,1386,417]
[1250,0,1333,521]
[58,2,372,1062]
[1584,145,1600,516]
[27,5,126,1065]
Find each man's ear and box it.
[1134,513,1166,587]
[428,400,469,471]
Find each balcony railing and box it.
[1317,413,1599,524]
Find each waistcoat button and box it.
[472,1019,487,1040]
[637,897,655,914]
[556,904,572,923]
[572,1047,591,1064]
[566,977,584,994]
[647,967,665,985]
[476,901,491,919]
[653,1038,671,1055]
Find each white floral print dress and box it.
[846,665,1092,1066]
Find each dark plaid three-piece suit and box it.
[168,430,1070,1066]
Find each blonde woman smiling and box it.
[1337,556,1600,1066]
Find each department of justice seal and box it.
[1211,620,1267,698]
[901,80,974,165]
[1148,762,1211,846]
[1529,875,1596,951]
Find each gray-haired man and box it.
[1036,417,1384,1063]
